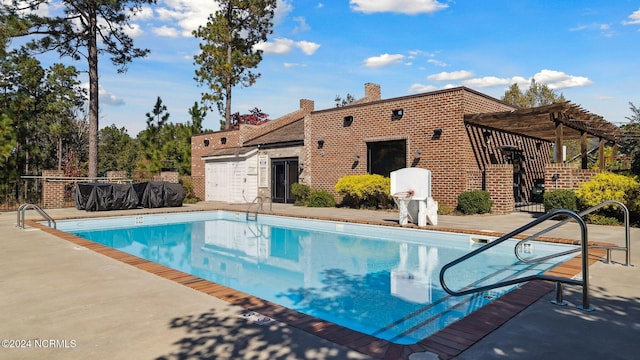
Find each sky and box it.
[8,0,640,136]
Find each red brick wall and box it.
[544,163,596,191]
[191,130,241,177]
[305,87,515,209]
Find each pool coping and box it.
[27,212,607,360]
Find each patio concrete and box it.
[2,203,638,359]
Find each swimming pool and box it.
[57,211,579,345]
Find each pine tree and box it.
[2,0,156,178]
[193,0,276,129]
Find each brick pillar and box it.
[42,170,65,209]
[486,164,514,215]
[159,171,179,183]
[106,170,127,183]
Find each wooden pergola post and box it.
[554,115,564,163]
[598,137,606,171]
[580,131,588,169]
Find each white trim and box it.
[202,148,259,162]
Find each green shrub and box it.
[438,202,454,215]
[291,183,311,206]
[307,190,336,207]
[456,190,493,215]
[628,186,640,226]
[585,214,621,226]
[334,174,391,209]
[179,176,199,203]
[543,189,577,212]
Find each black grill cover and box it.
[134,181,186,208]
[74,183,139,211]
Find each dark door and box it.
[271,158,298,203]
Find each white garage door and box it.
[205,155,258,203]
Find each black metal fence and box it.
[0,177,43,211]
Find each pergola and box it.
[464,101,624,169]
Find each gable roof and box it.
[243,118,304,147]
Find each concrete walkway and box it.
[1,203,638,359]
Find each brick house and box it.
[191,99,313,203]
[192,83,621,213]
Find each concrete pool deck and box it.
[2,202,638,359]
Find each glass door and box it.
[271,158,298,203]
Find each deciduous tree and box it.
[623,102,640,175]
[229,107,268,129]
[502,79,565,108]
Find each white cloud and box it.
[569,24,588,32]
[283,62,307,68]
[427,59,448,67]
[274,0,294,26]
[292,16,311,33]
[82,83,125,106]
[364,53,405,68]
[255,38,295,54]
[100,88,125,106]
[154,0,291,37]
[153,25,180,38]
[128,5,154,20]
[296,40,320,55]
[622,8,640,25]
[155,0,220,36]
[350,0,448,15]
[408,83,437,93]
[428,70,473,81]
[462,76,512,88]
[533,69,592,89]
[123,23,143,38]
[3,0,50,16]
[316,3,324,9]
[568,22,614,37]
[255,38,320,55]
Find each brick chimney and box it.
[300,99,314,112]
[364,83,381,101]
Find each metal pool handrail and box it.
[17,203,56,229]
[515,200,631,266]
[246,196,271,220]
[439,209,592,310]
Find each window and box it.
[367,140,406,177]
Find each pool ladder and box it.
[246,196,272,221]
[440,202,632,312]
[17,203,56,229]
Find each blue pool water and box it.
[56,211,578,344]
